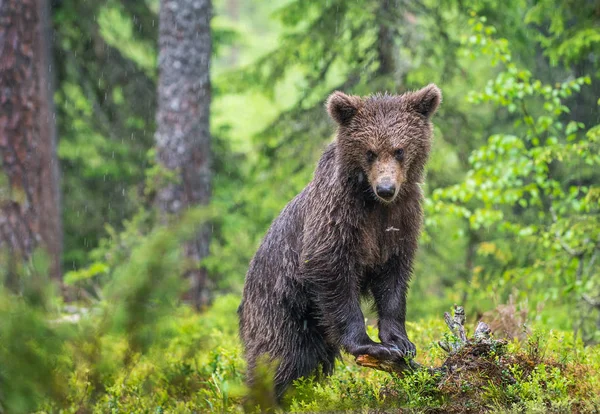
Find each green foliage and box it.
[0,252,67,414]
[525,0,600,68]
[103,208,214,353]
[53,0,158,268]
[0,209,212,413]
[428,16,600,341]
[63,207,157,300]
[97,2,157,78]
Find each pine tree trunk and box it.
[0,0,62,285]
[155,0,212,309]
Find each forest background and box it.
[0,0,599,412]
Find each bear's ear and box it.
[326,91,362,126]
[405,84,442,119]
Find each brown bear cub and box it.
[239,84,442,400]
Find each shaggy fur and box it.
[238,84,442,399]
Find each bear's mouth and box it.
[375,193,397,203]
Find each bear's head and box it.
[326,84,441,203]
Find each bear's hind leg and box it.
[273,327,338,401]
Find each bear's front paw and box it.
[386,336,416,358]
[380,331,416,357]
[347,342,404,362]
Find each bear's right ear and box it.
[326,91,362,126]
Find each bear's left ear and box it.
[326,91,362,126]
[405,84,442,119]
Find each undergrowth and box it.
[34,294,600,413]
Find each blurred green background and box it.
[0,0,599,412]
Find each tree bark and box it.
[0,0,62,284]
[155,0,212,309]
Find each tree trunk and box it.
[375,0,412,89]
[376,0,396,77]
[0,0,62,284]
[155,0,212,309]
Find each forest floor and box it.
[46,295,600,413]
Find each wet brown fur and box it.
[239,84,442,400]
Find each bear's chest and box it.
[358,211,404,267]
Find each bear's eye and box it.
[366,150,377,163]
[394,148,404,161]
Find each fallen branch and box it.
[355,353,422,375]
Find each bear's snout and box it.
[375,179,396,201]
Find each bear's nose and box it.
[376,183,396,200]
